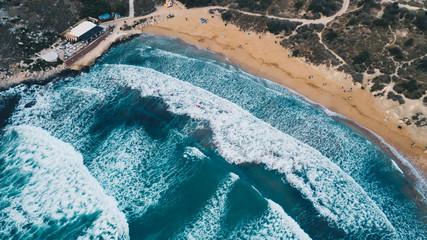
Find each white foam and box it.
[0,125,129,239]
[99,64,398,236]
[246,74,425,196]
[173,173,239,239]
[6,79,201,222]
[322,108,426,199]
[183,146,207,160]
[231,199,312,240]
[8,82,110,146]
[86,125,188,220]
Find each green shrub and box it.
[387,46,404,60]
[80,0,111,18]
[238,0,272,12]
[23,59,33,64]
[413,11,427,31]
[113,1,129,16]
[393,79,426,99]
[221,11,232,22]
[370,82,386,92]
[387,91,405,104]
[372,18,389,27]
[416,57,427,72]
[372,74,391,84]
[324,29,338,41]
[308,0,338,16]
[404,38,414,47]
[267,19,301,35]
[352,49,371,65]
[382,2,400,22]
[294,1,304,11]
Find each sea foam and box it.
[231,199,312,240]
[100,64,398,237]
[174,173,239,239]
[0,125,129,239]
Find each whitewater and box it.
[0,34,425,239]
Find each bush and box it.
[221,11,232,22]
[352,49,371,65]
[387,46,404,60]
[382,2,400,22]
[370,82,386,92]
[238,0,272,12]
[416,57,427,72]
[324,29,338,41]
[267,19,301,35]
[292,49,300,57]
[180,0,215,8]
[24,59,33,64]
[294,1,304,11]
[113,1,129,16]
[372,18,389,27]
[393,79,426,99]
[80,0,111,18]
[387,91,405,104]
[404,38,414,47]
[308,0,338,16]
[372,74,391,84]
[413,11,427,31]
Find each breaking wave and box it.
[98,64,397,237]
[0,125,129,239]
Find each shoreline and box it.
[0,5,426,182]
[140,7,427,179]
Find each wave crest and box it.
[0,125,129,239]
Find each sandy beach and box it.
[138,5,427,177]
[1,4,425,178]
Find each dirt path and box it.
[381,0,427,11]
[217,0,350,26]
[129,0,134,18]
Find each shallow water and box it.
[0,34,426,239]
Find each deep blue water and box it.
[0,34,426,239]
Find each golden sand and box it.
[60,4,426,176]
[141,6,426,175]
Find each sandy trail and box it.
[129,0,134,18]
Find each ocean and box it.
[0,34,426,239]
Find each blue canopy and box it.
[98,13,111,20]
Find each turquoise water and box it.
[0,34,426,239]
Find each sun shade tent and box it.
[64,21,103,42]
